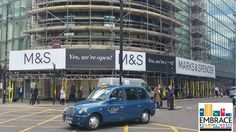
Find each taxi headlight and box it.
[78,108,87,114]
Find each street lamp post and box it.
[119,0,124,85]
[2,3,9,104]
[52,63,56,105]
[0,65,5,104]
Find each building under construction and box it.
[191,0,207,62]
[4,0,234,101]
[27,0,182,54]
[18,0,187,99]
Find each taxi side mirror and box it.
[108,97,117,103]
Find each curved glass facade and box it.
[205,0,235,85]
[0,0,30,66]
[175,0,191,59]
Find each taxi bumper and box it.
[63,112,89,127]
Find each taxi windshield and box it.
[87,88,111,101]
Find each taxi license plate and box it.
[66,119,72,124]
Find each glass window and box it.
[138,89,147,99]
[14,1,20,17]
[87,88,111,101]
[1,25,6,41]
[2,6,6,20]
[0,43,4,60]
[19,38,27,50]
[110,89,123,102]
[7,22,13,40]
[13,39,19,51]
[20,0,27,16]
[19,20,26,37]
[125,88,138,101]
[141,83,151,92]
[13,22,19,38]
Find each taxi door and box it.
[103,89,125,123]
[123,88,141,120]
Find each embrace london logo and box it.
[198,103,233,132]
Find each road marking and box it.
[48,109,64,112]
[122,126,171,130]
[0,111,17,115]
[186,105,198,110]
[37,114,62,126]
[0,108,32,115]
[0,109,51,124]
[19,114,61,132]
[150,123,197,132]
[171,126,179,132]
[5,119,61,122]
[124,124,128,132]
[20,126,35,132]
[0,125,18,128]
[0,125,64,128]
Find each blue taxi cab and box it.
[63,85,156,130]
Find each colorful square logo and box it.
[198,103,233,132]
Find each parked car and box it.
[229,86,236,98]
[63,85,156,130]
[97,77,154,98]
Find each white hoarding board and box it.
[9,49,66,70]
[115,50,146,71]
[176,57,215,78]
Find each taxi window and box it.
[125,88,138,101]
[87,88,110,101]
[138,89,147,99]
[110,89,123,102]
[141,83,151,92]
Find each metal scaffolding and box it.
[10,0,184,81]
[26,0,183,54]
[190,0,208,62]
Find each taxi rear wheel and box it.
[139,110,150,124]
[86,114,101,130]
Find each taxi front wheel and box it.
[139,110,150,124]
[86,114,101,130]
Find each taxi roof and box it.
[99,84,144,90]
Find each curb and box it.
[159,106,182,110]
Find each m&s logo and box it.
[198,103,233,132]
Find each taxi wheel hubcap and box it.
[89,116,99,129]
[142,112,149,122]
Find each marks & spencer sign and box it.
[115,50,146,71]
[176,57,215,78]
[9,49,66,70]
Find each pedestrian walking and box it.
[78,86,83,101]
[154,86,161,109]
[89,86,94,94]
[60,88,65,105]
[69,84,76,102]
[19,85,24,102]
[30,87,35,105]
[34,87,40,104]
[167,85,174,110]
[214,86,219,98]
[158,84,163,107]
